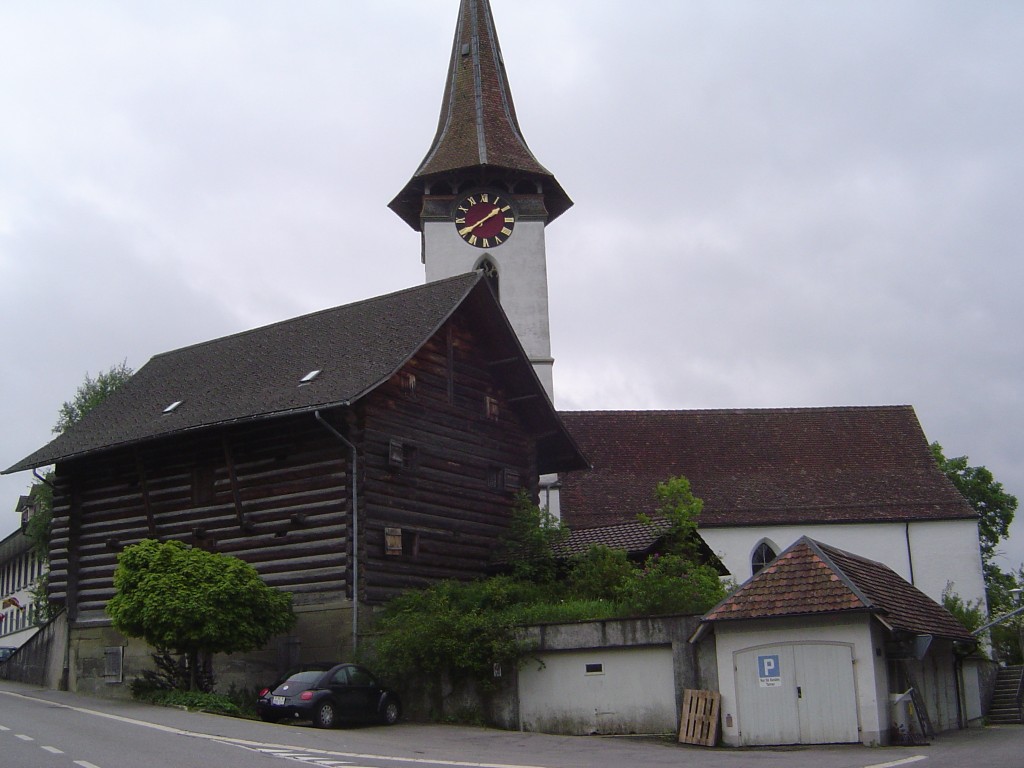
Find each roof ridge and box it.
[559,405,915,416]
[148,272,482,363]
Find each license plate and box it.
[272,696,286,706]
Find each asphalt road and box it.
[0,680,1020,768]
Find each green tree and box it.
[494,491,567,584]
[642,475,704,559]
[106,539,295,691]
[53,361,133,434]
[932,442,1022,662]
[24,363,134,623]
[930,442,1017,568]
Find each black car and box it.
[256,663,401,728]
[0,646,16,662]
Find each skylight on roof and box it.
[163,401,183,414]
[299,370,322,385]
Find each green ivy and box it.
[372,478,726,689]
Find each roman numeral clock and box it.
[453,192,516,249]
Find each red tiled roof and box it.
[815,542,974,640]
[703,537,973,641]
[558,518,671,558]
[558,407,975,529]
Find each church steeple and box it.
[389,0,572,230]
[391,0,568,402]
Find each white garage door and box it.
[735,643,859,745]
[518,646,676,735]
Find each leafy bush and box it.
[135,688,241,716]
[374,578,525,682]
[615,554,725,616]
[107,539,295,690]
[568,545,634,600]
[373,477,727,690]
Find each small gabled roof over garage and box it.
[6,272,587,475]
[558,406,976,530]
[698,537,973,642]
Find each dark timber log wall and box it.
[48,313,542,620]
[51,416,350,621]
[359,315,537,604]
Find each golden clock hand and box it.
[458,206,501,236]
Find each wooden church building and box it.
[5,0,987,736]
[5,274,586,693]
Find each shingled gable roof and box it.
[701,537,973,642]
[389,0,572,229]
[5,272,587,475]
[558,407,976,529]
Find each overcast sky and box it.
[2,1,1022,571]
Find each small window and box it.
[503,469,521,493]
[348,666,374,687]
[751,541,777,575]
[388,440,417,470]
[104,646,124,684]
[398,372,417,395]
[488,467,521,493]
[485,396,500,421]
[389,439,405,468]
[585,663,604,676]
[385,527,403,557]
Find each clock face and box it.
[453,192,515,248]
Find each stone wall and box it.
[0,610,67,689]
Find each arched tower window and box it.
[751,541,777,575]
[477,257,499,300]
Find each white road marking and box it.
[74,762,103,768]
[16,733,34,741]
[42,745,66,754]
[0,689,550,768]
[0,725,9,731]
[863,757,928,768]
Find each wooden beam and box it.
[133,449,156,535]
[221,433,251,531]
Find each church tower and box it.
[389,0,571,401]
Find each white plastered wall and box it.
[423,218,553,399]
[700,519,987,609]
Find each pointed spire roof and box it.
[389,0,572,230]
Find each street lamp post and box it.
[1011,588,1024,663]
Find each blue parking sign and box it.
[757,654,781,688]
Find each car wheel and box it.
[314,701,337,729]
[381,698,401,725]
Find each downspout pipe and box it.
[314,410,359,655]
[32,468,54,487]
[905,523,915,585]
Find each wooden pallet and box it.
[678,689,721,747]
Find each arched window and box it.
[751,541,777,575]
[477,258,499,300]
